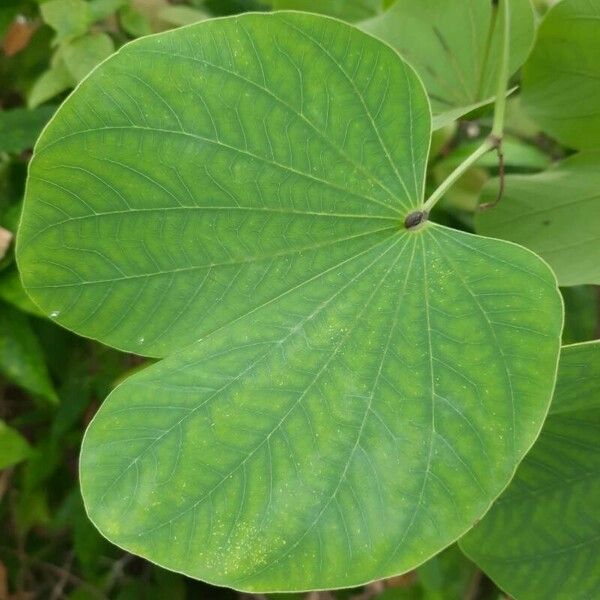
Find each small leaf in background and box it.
[522,0,600,150]
[432,164,488,213]
[416,544,477,599]
[428,123,456,163]
[0,106,56,154]
[361,0,536,126]
[0,301,58,404]
[269,0,384,21]
[13,487,51,534]
[28,60,72,108]
[561,286,599,345]
[119,4,153,37]
[62,32,115,82]
[476,152,600,287]
[40,0,92,44]
[88,0,130,23]
[551,341,600,415]
[0,419,31,469]
[157,6,210,26]
[0,267,46,317]
[437,136,550,172]
[460,341,600,600]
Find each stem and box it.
[421,138,495,214]
[491,0,511,138]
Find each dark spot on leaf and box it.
[404,211,428,229]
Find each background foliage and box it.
[1,0,598,599]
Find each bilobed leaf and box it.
[522,0,600,150]
[0,419,31,469]
[16,13,563,591]
[460,341,600,600]
[269,0,384,22]
[360,0,536,127]
[475,152,600,286]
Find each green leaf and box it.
[436,136,551,172]
[551,340,600,415]
[28,61,73,108]
[475,152,600,287]
[269,0,384,22]
[158,6,209,27]
[0,106,56,154]
[460,341,600,600]
[119,5,153,38]
[561,286,599,345]
[40,0,92,44]
[521,0,600,150]
[0,267,46,317]
[16,12,563,592]
[88,0,129,23]
[0,301,58,403]
[416,544,476,600]
[0,419,31,469]
[62,32,115,82]
[360,0,536,127]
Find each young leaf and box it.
[522,0,600,150]
[16,12,563,591]
[0,301,58,404]
[460,341,600,600]
[0,419,31,469]
[62,32,115,82]
[360,0,536,127]
[27,62,73,108]
[40,0,92,44]
[269,0,384,22]
[561,286,599,345]
[157,6,210,27]
[475,152,600,286]
[0,106,56,154]
[0,267,46,317]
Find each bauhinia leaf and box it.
[360,0,536,128]
[475,152,600,287]
[16,12,563,592]
[460,341,600,600]
[522,0,600,150]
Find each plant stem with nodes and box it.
[407,0,511,227]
